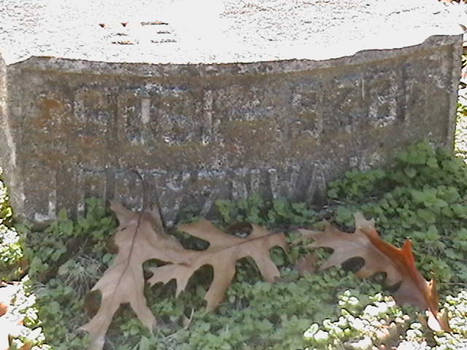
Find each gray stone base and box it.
[0,34,462,225]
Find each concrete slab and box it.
[0,0,464,64]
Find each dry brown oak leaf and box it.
[299,212,450,332]
[148,219,288,312]
[81,202,189,350]
[81,203,287,350]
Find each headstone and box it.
[0,0,463,225]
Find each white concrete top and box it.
[0,0,465,65]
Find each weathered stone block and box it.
[0,33,462,225]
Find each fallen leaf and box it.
[0,303,7,317]
[148,220,287,311]
[82,203,287,350]
[299,212,450,332]
[18,340,33,350]
[81,202,188,350]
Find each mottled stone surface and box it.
[0,34,462,225]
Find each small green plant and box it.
[216,193,316,227]
[304,290,411,349]
[0,225,24,280]
[456,101,467,159]
[17,199,117,349]
[0,174,24,281]
[24,199,117,283]
[304,289,467,350]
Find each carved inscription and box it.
[366,69,400,127]
[74,89,112,131]
[149,93,199,145]
[14,44,455,224]
[76,162,332,225]
[290,82,323,139]
[69,61,434,152]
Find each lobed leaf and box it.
[81,203,287,349]
[300,212,450,332]
[80,202,188,350]
[149,220,287,311]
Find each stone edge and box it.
[6,35,463,78]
